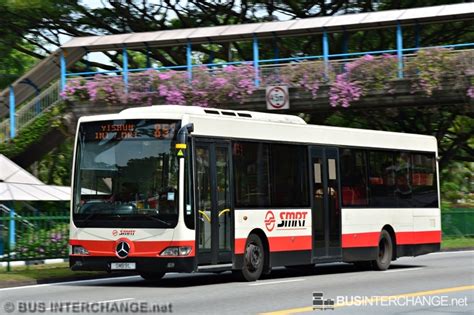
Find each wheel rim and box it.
[246,242,262,272]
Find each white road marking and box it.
[249,278,306,286]
[430,250,474,255]
[45,298,135,311]
[0,251,471,292]
[384,267,424,273]
[0,276,141,292]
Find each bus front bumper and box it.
[69,256,195,273]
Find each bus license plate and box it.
[111,262,136,270]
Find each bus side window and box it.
[340,149,368,206]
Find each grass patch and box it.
[442,236,474,250]
[0,262,107,285]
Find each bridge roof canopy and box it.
[62,3,474,51]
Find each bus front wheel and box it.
[140,271,166,281]
[241,234,265,281]
[372,230,393,271]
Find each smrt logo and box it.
[277,211,308,228]
[264,211,276,232]
[112,229,136,237]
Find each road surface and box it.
[1,251,473,314]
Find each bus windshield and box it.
[73,119,181,228]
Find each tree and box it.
[0,0,472,194]
[1,1,472,70]
[0,42,37,89]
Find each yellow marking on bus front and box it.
[260,285,474,315]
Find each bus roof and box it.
[77,105,438,153]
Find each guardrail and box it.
[0,209,69,271]
[0,209,472,272]
[0,81,61,143]
[442,209,474,237]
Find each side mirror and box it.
[176,123,194,158]
[177,123,194,144]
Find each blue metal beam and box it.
[322,30,329,76]
[209,50,215,66]
[273,34,280,61]
[342,29,349,55]
[187,42,192,81]
[82,48,91,72]
[9,207,15,249]
[9,85,15,139]
[145,43,152,68]
[253,35,260,87]
[60,51,66,92]
[396,22,404,78]
[415,23,420,49]
[122,46,129,93]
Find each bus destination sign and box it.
[82,120,179,141]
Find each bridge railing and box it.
[2,44,472,143]
[0,81,61,142]
[260,47,473,82]
[0,209,471,271]
[59,45,473,103]
[64,43,474,86]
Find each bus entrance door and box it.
[310,147,342,261]
[194,141,232,265]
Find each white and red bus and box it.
[69,105,441,281]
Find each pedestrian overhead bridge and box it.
[1,2,473,143]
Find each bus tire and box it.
[241,234,265,281]
[372,230,393,271]
[139,271,166,281]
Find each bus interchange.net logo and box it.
[2,301,173,313]
[313,292,335,311]
[311,292,469,310]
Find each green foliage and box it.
[346,54,398,92]
[0,102,66,158]
[441,162,474,205]
[0,42,37,89]
[406,48,454,96]
[13,222,69,260]
[35,138,74,186]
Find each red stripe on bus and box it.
[342,232,380,248]
[396,231,441,245]
[69,239,195,257]
[341,230,441,248]
[235,235,312,254]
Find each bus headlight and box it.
[160,246,192,257]
[72,245,89,255]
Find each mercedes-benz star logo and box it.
[116,241,130,259]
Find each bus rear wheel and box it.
[372,230,393,271]
[241,234,265,281]
[140,271,166,281]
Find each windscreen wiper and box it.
[141,212,172,227]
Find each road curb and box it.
[0,258,68,268]
[440,247,474,252]
[0,272,129,289]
